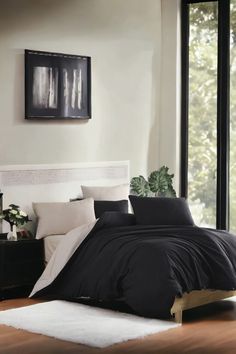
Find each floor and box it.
[1,298,236,354]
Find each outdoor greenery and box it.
[187,1,236,231]
[130,166,176,197]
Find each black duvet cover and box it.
[32,213,236,318]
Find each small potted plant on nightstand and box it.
[0,204,30,241]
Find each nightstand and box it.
[0,238,44,299]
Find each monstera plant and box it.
[130,166,176,197]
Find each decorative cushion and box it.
[129,196,194,226]
[94,200,128,218]
[94,212,136,231]
[81,184,129,201]
[33,198,96,239]
[70,199,129,218]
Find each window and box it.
[230,0,236,233]
[188,2,218,227]
[181,0,231,230]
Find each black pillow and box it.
[94,200,128,218]
[94,212,136,231]
[70,198,128,218]
[129,195,194,226]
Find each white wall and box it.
[158,0,181,193]
[0,0,180,184]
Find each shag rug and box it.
[0,300,180,348]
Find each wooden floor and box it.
[1,299,236,354]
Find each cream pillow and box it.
[81,184,129,201]
[33,198,96,239]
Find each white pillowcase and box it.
[81,184,129,201]
[33,198,96,239]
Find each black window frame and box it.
[181,0,230,230]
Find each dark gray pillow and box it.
[94,200,128,218]
[129,196,194,226]
[70,199,128,218]
[94,212,136,231]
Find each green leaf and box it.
[130,176,151,197]
[9,204,20,210]
[148,166,176,197]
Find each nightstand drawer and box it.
[3,241,43,263]
[0,239,44,297]
[2,260,43,287]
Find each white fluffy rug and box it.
[0,301,180,348]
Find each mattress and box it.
[44,235,64,263]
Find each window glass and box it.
[188,2,218,227]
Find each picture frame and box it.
[25,49,91,119]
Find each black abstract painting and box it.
[25,50,91,119]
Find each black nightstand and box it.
[0,237,44,299]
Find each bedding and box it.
[33,198,96,239]
[42,199,128,263]
[93,200,128,218]
[81,184,129,201]
[32,221,97,294]
[71,199,129,218]
[31,212,236,319]
[129,196,194,226]
[44,235,64,263]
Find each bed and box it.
[1,161,236,323]
[43,227,234,324]
[30,208,236,323]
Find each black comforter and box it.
[33,213,236,318]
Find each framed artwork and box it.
[25,49,91,119]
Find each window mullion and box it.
[216,0,230,230]
[180,1,190,198]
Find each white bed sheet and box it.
[31,222,96,296]
[44,235,65,263]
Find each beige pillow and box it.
[33,198,96,239]
[81,184,129,201]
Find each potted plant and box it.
[0,204,30,241]
[130,166,176,197]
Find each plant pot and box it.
[7,224,18,241]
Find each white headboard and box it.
[0,161,130,233]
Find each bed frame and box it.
[171,290,236,323]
